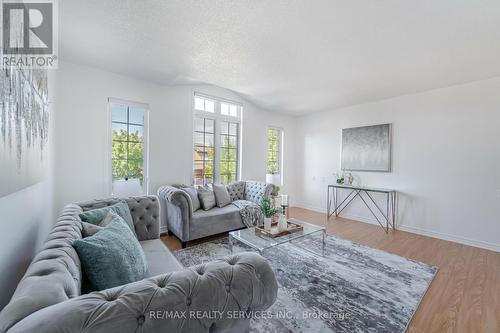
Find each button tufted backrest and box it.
[0,204,84,333]
[226,181,245,201]
[243,181,275,204]
[5,252,278,333]
[77,196,160,241]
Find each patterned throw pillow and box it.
[197,187,216,210]
[213,183,231,208]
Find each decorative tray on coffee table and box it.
[255,220,304,238]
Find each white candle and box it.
[281,194,289,206]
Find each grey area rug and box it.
[174,233,437,333]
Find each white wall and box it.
[0,71,57,308]
[0,183,54,308]
[295,77,500,252]
[53,62,296,219]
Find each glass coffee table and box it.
[229,218,326,256]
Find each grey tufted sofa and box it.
[157,181,274,248]
[0,196,278,333]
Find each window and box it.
[193,93,241,185]
[110,100,148,191]
[220,102,239,117]
[194,95,215,113]
[220,121,239,184]
[267,127,282,175]
[193,117,215,185]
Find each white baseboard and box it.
[295,202,328,214]
[293,203,500,253]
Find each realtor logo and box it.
[1,0,58,68]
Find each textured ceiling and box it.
[60,0,500,115]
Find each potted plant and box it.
[274,185,281,195]
[260,197,278,231]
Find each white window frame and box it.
[192,92,242,185]
[107,97,150,195]
[267,126,284,184]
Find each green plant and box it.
[112,129,144,183]
[260,197,279,218]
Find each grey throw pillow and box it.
[81,222,103,238]
[213,183,231,208]
[81,210,115,237]
[181,186,201,212]
[198,187,216,210]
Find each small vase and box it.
[264,217,272,231]
[277,214,288,232]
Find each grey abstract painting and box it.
[341,124,391,172]
[0,66,49,198]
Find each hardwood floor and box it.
[161,207,500,333]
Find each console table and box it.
[327,184,397,233]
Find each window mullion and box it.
[277,130,282,175]
[214,119,221,184]
[203,119,206,185]
[278,131,281,174]
[126,106,130,178]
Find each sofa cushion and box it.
[78,196,160,241]
[78,201,135,235]
[198,187,216,210]
[213,183,231,208]
[140,239,184,277]
[73,213,147,290]
[190,204,244,240]
[181,186,200,212]
[81,211,114,237]
[227,181,245,201]
[81,222,102,237]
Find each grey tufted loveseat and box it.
[0,196,278,333]
[157,181,274,248]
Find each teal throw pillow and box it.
[79,201,135,235]
[73,213,147,290]
[81,210,115,237]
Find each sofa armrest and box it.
[263,183,275,199]
[7,252,278,333]
[77,196,160,241]
[157,186,192,241]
